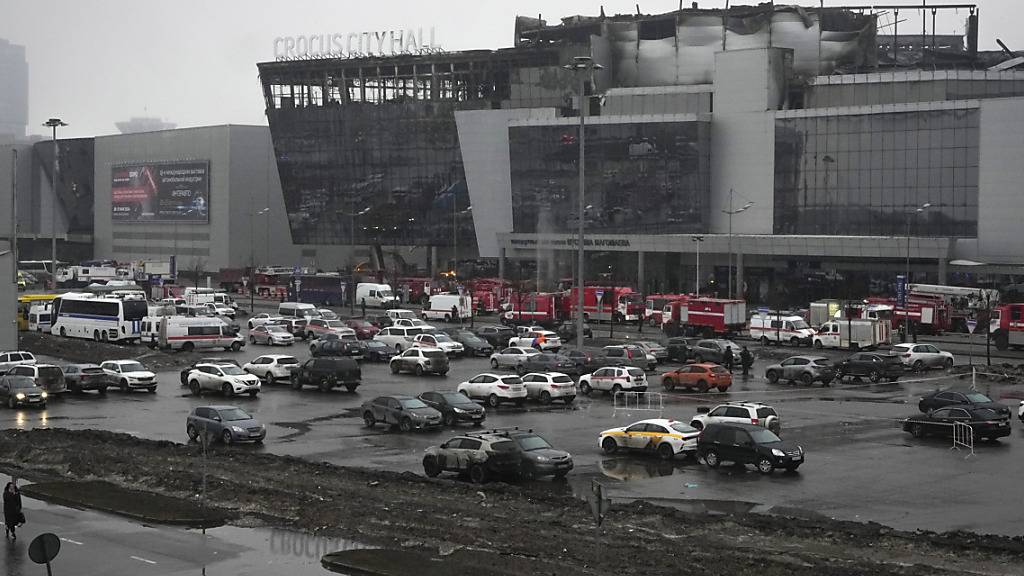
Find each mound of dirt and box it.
[18,331,245,371]
[1,428,1022,576]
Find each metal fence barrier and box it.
[612,391,664,417]
[951,421,975,458]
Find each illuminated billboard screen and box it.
[111,161,210,222]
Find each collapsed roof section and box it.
[516,3,982,86]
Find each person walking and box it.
[722,346,734,372]
[740,346,754,378]
[4,481,23,541]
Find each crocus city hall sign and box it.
[274,27,442,61]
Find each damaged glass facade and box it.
[260,49,559,248]
[773,108,979,237]
[508,121,710,235]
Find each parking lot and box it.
[6,323,1024,536]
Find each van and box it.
[386,308,418,321]
[422,294,471,322]
[28,304,52,333]
[278,302,320,319]
[749,314,816,347]
[157,316,245,352]
[355,283,398,309]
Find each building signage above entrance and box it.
[508,237,632,249]
[273,27,442,61]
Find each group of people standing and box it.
[722,345,755,376]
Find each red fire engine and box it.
[990,303,1024,350]
[502,292,564,326]
[566,286,645,323]
[469,278,512,314]
[661,297,747,337]
[866,295,949,334]
[395,277,435,306]
[644,293,688,326]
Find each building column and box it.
[735,251,744,299]
[498,248,506,284]
[937,258,947,284]
[637,250,646,293]
[430,246,438,278]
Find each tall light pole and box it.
[43,118,67,285]
[691,235,704,296]
[905,202,932,285]
[249,207,269,312]
[563,55,602,352]
[721,188,753,300]
[349,206,371,314]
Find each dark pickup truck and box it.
[288,358,361,392]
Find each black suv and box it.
[444,329,494,357]
[474,325,515,348]
[665,337,693,362]
[312,339,364,360]
[288,358,361,392]
[835,352,904,383]
[697,422,804,474]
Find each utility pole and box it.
[721,189,753,300]
[43,118,67,285]
[563,56,603,352]
[10,149,17,348]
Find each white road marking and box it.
[59,537,83,545]
[130,556,157,565]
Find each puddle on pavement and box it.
[197,524,376,575]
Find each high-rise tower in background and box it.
[0,38,28,138]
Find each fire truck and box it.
[990,303,1024,350]
[501,292,564,326]
[566,286,645,323]
[661,297,747,337]
[253,267,292,300]
[644,293,688,326]
[866,295,949,334]
[396,277,436,306]
[908,284,999,332]
[469,278,512,314]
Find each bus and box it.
[50,292,147,343]
[287,274,348,306]
[17,294,59,331]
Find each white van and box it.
[386,308,418,321]
[28,304,52,332]
[156,316,245,352]
[422,294,471,322]
[278,302,320,319]
[749,314,816,347]
[355,283,398,309]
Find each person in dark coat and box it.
[722,346,734,372]
[740,346,754,377]
[4,481,23,540]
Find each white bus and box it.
[50,292,147,343]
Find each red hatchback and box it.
[661,363,732,392]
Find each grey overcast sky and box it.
[2,0,1018,139]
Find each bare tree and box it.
[187,257,207,288]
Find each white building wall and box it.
[975,97,1024,264]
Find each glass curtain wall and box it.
[508,121,710,235]
[774,108,979,237]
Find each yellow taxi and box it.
[598,418,701,460]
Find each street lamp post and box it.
[905,202,932,285]
[721,188,754,300]
[691,235,704,296]
[43,118,67,285]
[348,206,371,314]
[249,207,270,313]
[563,56,602,352]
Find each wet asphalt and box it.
[5,324,1024,540]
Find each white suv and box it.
[243,354,299,384]
[578,366,648,396]
[891,343,954,371]
[374,326,426,352]
[0,351,36,373]
[412,333,465,356]
[457,373,527,407]
[187,363,261,397]
[689,402,780,434]
[521,372,576,404]
[100,360,157,393]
